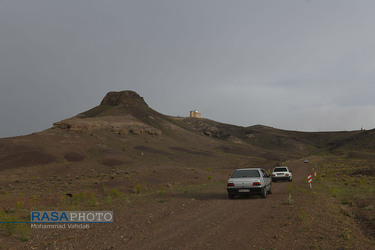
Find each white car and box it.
[227,168,272,199]
[271,166,292,182]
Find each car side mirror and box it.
[289,170,292,172]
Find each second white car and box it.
[271,166,292,182]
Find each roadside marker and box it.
[307,174,312,189]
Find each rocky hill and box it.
[53,91,162,135]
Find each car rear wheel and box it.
[261,187,267,198]
[289,178,292,182]
[228,194,234,199]
[267,184,272,194]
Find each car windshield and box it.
[231,170,260,178]
[274,167,287,172]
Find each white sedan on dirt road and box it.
[226,168,272,199]
[271,166,293,182]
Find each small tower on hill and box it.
[189,110,201,118]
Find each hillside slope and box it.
[1,90,373,178]
[0,91,301,175]
[1,90,374,190]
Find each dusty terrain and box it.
[0,91,374,249]
[1,160,373,249]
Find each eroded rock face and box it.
[100,91,148,107]
[53,116,162,136]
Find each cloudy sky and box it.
[1,0,375,138]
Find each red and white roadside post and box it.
[307,174,312,189]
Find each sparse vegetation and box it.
[297,207,311,232]
[341,227,352,240]
[0,210,17,236]
[18,224,30,242]
[0,209,30,241]
[157,188,165,196]
[284,193,293,205]
[309,156,375,241]
[134,184,143,194]
[108,188,121,197]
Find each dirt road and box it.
[14,160,373,249]
[48,160,306,249]
[121,161,308,249]
[14,161,307,249]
